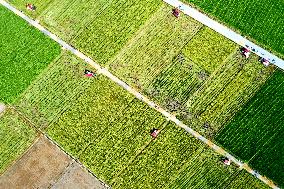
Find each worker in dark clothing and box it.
[26,3,36,11]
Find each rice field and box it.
[0,5,60,103]
[0,0,282,188]
[0,108,37,174]
[184,0,284,57]
[215,69,284,188]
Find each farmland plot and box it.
[0,5,61,103]
[108,5,202,90]
[0,108,37,174]
[185,53,274,136]
[147,56,204,106]
[215,69,284,188]
[183,0,284,57]
[225,170,271,189]
[74,0,163,64]
[15,52,94,129]
[7,0,54,18]
[183,27,236,73]
[39,0,113,42]
[140,26,273,137]
[47,76,167,183]
[112,123,269,189]
[146,27,236,112]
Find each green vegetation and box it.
[183,27,236,73]
[225,170,271,189]
[1,0,279,188]
[112,123,269,189]
[145,27,237,113]
[46,75,166,183]
[184,0,284,57]
[73,0,162,63]
[148,56,204,104]
[0,108,36,173]
[108,5,202,89]
[15,52,94,129]
[7,0,54,17]
[141,27,273,137]
[0,5,61,103]
[186,53,274,135]
[39,0,112,41]
[215,69,284,187]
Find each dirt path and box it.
[0,1,278,188]
[0,103,5,115]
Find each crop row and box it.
[9,0,163,64]
[15,52,94,129]
[184,0,284,56]
[73,0,162,64]
[146,27,237,119]
[46,73,167,183]
[39,0,112,42]
[148,55,204,105]
[215,69,284,187]
[186,52,274,134]
[108,5,202,91]
[183,27,237,73]
[0,5,61,103]
[0,108,36,174]
[111,123,269,189]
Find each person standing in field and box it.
[84,70,96,77]
[241,47,250,59]
[172,8,181,18]
[260,57,270,66]
[150,128,160,138]
[26,4,36,11]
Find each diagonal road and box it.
[164,0,284,70]
[0,0,279,188]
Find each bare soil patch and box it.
[0,135,71,188]
[51,161,108,189]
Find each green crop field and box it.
[7,0,54,17]
[46,75,166,183]
[0,5,60,103]
[215,69,284,187]
[1,0,282,188]
[0,108,37,174]
[109,22,273,138]
[112,123,269,189]
[184,0,284,57]
[15,51,94,129]
[40,0,161,64]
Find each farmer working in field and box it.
[150,128,160,138]
[241,47,250,59]
[221,157,231,165]
[26,3,36,11]
[260,57,270,66]
[172,8,181,18]
[84,70,96,77]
